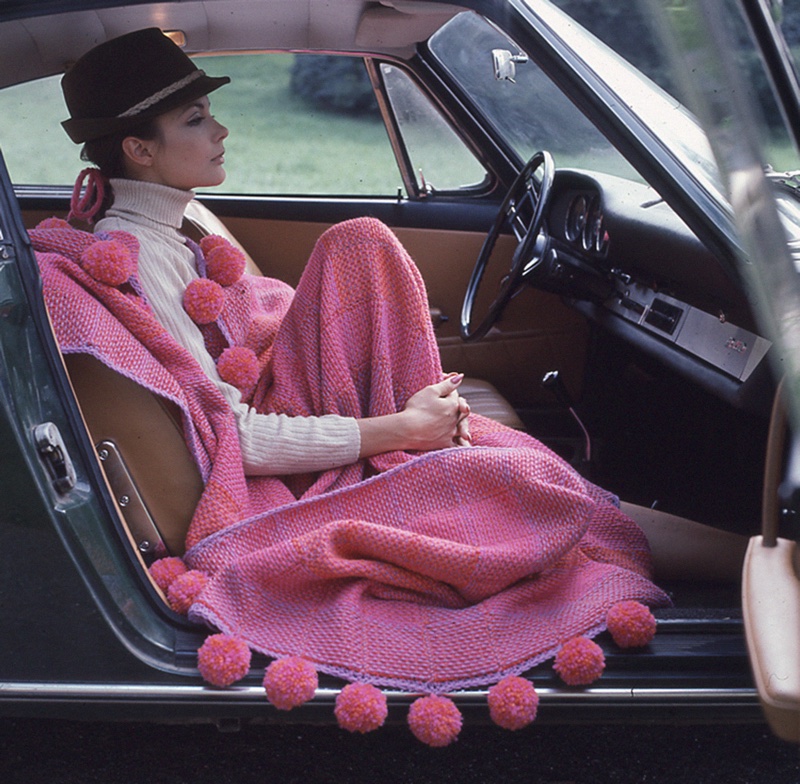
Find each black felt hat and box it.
[61,28,230,143]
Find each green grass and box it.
[208,55,402,194]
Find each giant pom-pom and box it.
[205,242,246,287]
[334,683,388,734]
[199,234,229,255]
[553,636,605,686]
[197,634,252,687]
[80,239,134,286]
[183,278,224,324]
[487,675,539,730]
[407,695,462,747]
[606,600,656,648]
[263,656,318,710]
[167,569,208,614]
[217,346,260,392]
[149,556,187,593]
[36,217,72,230]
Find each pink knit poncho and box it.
[32,216,670,693]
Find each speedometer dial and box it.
[565,194,588,242]
[582,196,608,255]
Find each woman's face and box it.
[127,95,229,190]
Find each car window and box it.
[0,53,416,197]
[208,54,401,195]
[380,64,488,193]
[428,11,641,182]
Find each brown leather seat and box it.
[66,203,525,557]
[66,353,202,557]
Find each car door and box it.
[663,0,800,743]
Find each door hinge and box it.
[34,422,77,495]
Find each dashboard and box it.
[535,170,774,410]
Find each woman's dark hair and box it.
[78,118,159,219]
[80,117,159,177]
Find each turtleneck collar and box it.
[106,178,195,231]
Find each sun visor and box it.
[355,2,461,53]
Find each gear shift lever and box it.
[541,370,591,468]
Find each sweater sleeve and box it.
[125,224,362,475]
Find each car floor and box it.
[518,331,767,612]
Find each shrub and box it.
[290,55,378,115]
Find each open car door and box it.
[664,0,800,742]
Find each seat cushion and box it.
[458,377,525,430]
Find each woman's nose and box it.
[215,119,229,140]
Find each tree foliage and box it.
[290,55,378,116]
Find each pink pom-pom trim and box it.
[197,634,252,687]
[263,656,318,710]
[487,675,539,730]
[167,569,208,614]
[80,239,134,286]
[217,346,260,392]
[553,636,606,686]
[149,556,187,593]
[407,695,462,747]
[205,242,246,287]
[183,278,225,324]
[606,600,657,648]
[199,234,229,255]
[36,217,72,230]
[334,683,388,734]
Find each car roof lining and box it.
[0,0,465,89]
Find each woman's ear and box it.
[121,136,155,170]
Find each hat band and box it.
[117,70,204,119]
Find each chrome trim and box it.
[0,681,758,705]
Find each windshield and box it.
[430,11,642,181]
[429,3,728,201]
[534,0,723,196]
[641,0,800,425]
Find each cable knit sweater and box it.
[95,178,361,476]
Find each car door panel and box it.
[224,214,588,407]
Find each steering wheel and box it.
[460,150,555,342]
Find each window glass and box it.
[209,54,400,194]
[0,53,404,196]
[429,12,641,182]
[381,64,487,193]
[550,0,799,173]
[0,74,77,185]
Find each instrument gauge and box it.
[565,194,588,242]
[582,196,605,254]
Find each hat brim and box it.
[62,72,230,143]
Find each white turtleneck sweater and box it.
[95,178,361,476]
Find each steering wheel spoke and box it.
[461,151,554,342]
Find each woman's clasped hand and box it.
[356,372,472,459]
